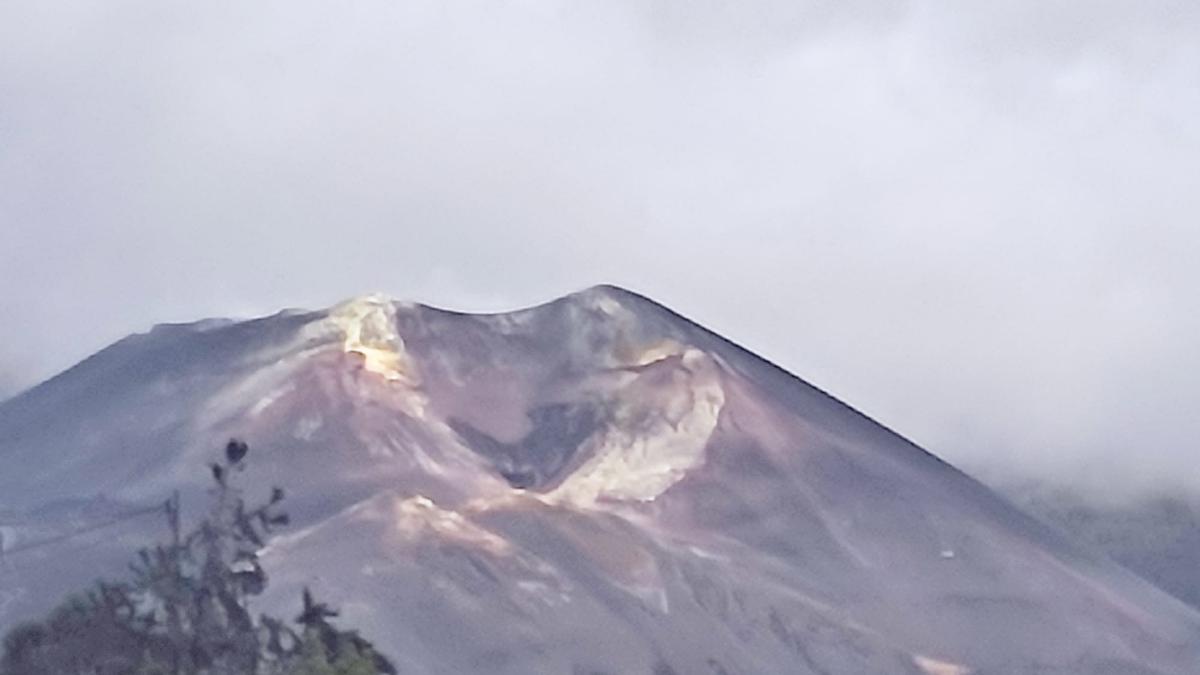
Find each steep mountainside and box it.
[1,286,1198,674]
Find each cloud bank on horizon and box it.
[1,0,1197,497]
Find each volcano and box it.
[1,285,1197,674]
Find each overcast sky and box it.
[2,1,1197,498]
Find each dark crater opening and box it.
[450,403,602,490]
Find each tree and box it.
[0,440,394,675]
[283,589,394,675]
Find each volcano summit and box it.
[1,286,1197,674]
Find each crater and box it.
[449,403,604,490]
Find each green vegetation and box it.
[0,441,394,675]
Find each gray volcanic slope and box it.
[1,285,1198,674]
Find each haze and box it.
[1,1,1197,498]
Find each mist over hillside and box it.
[998,483,1200,613]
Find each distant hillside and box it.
[1005,485,1200,611]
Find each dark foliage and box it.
[0,440,395,675]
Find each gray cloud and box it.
[1,1,1197,498]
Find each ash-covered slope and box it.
[1,285,1198,674]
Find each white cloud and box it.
[1,0,1197,496]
